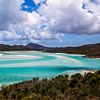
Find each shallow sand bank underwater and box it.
[0,51,99,86]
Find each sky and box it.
[0,0,100,47]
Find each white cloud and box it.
[83,0,100,16]
[0,0,25,31]
[0,0,100,44]
[0,0,42,42]
[0,31,23,41]
[38,0,100,34]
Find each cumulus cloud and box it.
[0,30,26,41]
[0,0,56,43]
[0,0,43,42]
[0,0,100,44]
[0,0,25,31]
[38,0,100,34]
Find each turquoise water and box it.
[0,51,100,86]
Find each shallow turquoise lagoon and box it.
[0,51,100,85]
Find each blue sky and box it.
[0,0,100,47]
[21,0,47,12]
[40,34,100,47]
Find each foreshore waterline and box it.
[0,69,95,88]
[0,70,99,100]
[0,51,100,86]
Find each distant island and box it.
[0,43,100,58]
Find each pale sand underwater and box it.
[0,51,100,86]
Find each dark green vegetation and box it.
[0,43,49,51]
[0,71,100,100]
[0,43,100,58]
[47,43,100,58]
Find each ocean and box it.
[0,51,100,86]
